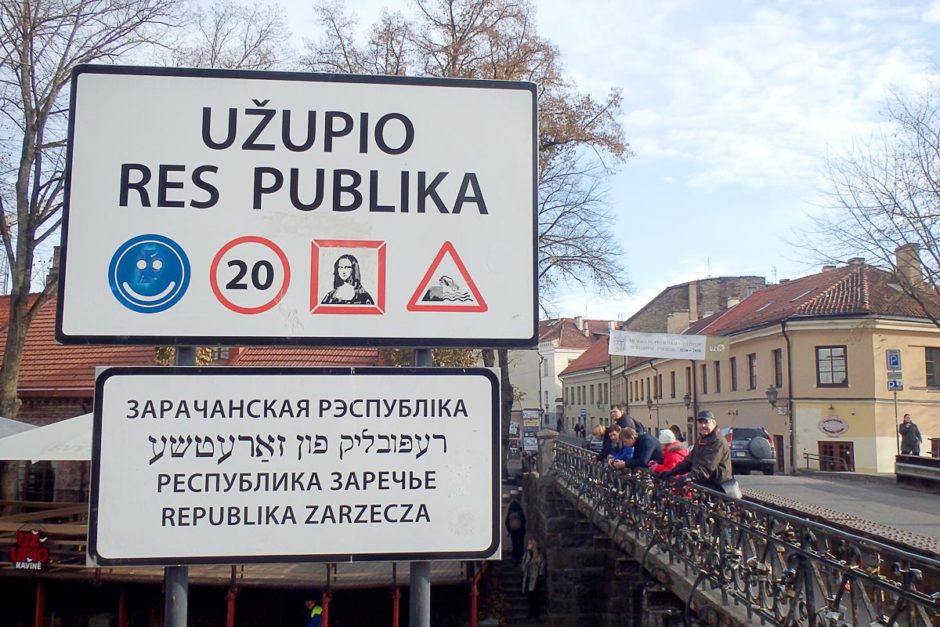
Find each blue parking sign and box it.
[886,349,901,371]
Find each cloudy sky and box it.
[281,0,940,320]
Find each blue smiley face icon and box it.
[108,234,190,313]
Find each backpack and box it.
[507,511,522,531]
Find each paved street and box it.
[738,473,940,551]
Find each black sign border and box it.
[88,366,501,566]
[56,64,538,348]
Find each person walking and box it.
[657,410,734,494]
[520,539,545,619]
[899,414,923,455]
[505,500,527,565]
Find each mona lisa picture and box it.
[310,240,386,315]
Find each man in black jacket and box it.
[658,410,733,491]
[610,403,646,434]
[610,427,664,470]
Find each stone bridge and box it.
[515,437,940,626]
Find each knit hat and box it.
[658,429,676,444]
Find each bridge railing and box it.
[552,441,940,627]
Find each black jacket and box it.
[665,428,732,488]
[624,433,665,469]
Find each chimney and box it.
[608,320,617,333]
[688,281,699,322]
[847,257,865,266]
[574,316,583,331]
[895,244,922,287]
[666,310,690,334]
[46,245,61,284]
[821,265,836,272]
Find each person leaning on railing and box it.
[656,410,734,493]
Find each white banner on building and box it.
[89,367,499,565]
[609,330,707,360]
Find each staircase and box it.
[500,483,544,626]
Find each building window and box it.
[816,346,847,387]
[685,367,692,394]
[210,347,230,361]
[730,356,737,391]
[590,384,595,405]
[700,364,708,394]
[714,361,721,393]
[772,349,783,388]
[747,353,757,390]
[927,348,940,388]
[670,371,676,398]
[646,377,651,400]
[657,374,663,399]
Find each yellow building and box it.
[612,259,940,474]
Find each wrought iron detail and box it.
[552,441,940,626]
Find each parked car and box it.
[582,434,604,454]
[719,426,776,475]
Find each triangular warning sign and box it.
[407,242,488,312]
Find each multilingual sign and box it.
[88,367,500,565]
[57,65,537,347]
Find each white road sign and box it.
[609,330,708,360]
[89,367,500,565]
[58,65,537,347]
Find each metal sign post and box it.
[165,346,194,627]
[410,348,432,627]
[894,390,900,454]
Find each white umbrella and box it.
[0,413,91,461]
[0,416,37,439]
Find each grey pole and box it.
[893,390,900,454]
[410,348,432,627]
[164,346,195,627]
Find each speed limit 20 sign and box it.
[57,65,537,347]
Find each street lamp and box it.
[765,385,779,409]
[683,392,691,409]
[646,397,653,423]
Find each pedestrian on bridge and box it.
[649,429,689,473]
[658,410,735,495]
[610,403,646,434]
[609,427,664,470]
[605,425,634,469]
[899,414,923,455]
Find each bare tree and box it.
[0,0,178,419]
[811,86,940,327]
[304,0,632,476]
[169,0,292,70]
[304,0,631,301]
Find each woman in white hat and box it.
[648,428,689,473]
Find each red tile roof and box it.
[626,263,940,369]
[539,317,612,349]
[0,296,382,395]
[696,263,940,337]
[229,347,381,367]
[622,262,940,370]
[560,335,609,376]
